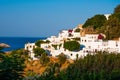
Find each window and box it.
[89,46,91,49]
[71,54,73,56]
[86,50,88,52]
[116,44,118,47]
[116,42,118,47]
[82,40,83,42]
[33,46,35,49]
[26,46,28,50]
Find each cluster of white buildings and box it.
[81,34,120,54]
[25,25,120,60]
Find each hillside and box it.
[83,5,120,40]
[24,56,73,77]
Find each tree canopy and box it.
[62,52,120,80]
[83,5,120,40]
[39,53,50,65]
[35,40,50,47]
[74,28,80,32]
[33,47,47,58]
[114,4,120,14]
[98,5,120,40]
[83,14,107,29]
[35,40,44,47]
[27,51,120,80]
[58,53,67,64]
[0,51,25,80]
[63,40,80,51]
[103,14,120,39]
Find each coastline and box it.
[0,37,46,52]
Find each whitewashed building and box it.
[25,43,38,60]
[81,34,120,54]
[24,27,120,60]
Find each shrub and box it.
[63,40,80,51]
[74,28,80,32]
[35,40,50,47]
[33,47,46,58]
[40,53,50,65]
[58,53,67,64]
[35,40,44,47]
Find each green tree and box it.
[33,47,46,58]
[58,53,67,64]
[109,17,120,39]
[83,14,107,29]
[40,53,49,65]
[74,28,80,32]
[45,40,50,43]
[101,13,120,40]
[26,52,120,80]
[98,5,120,40]
[0,53,25,80]
[114,4,120,14]
[11,49,29,59]
[35,40,50,47]
[39,63,60,80]
[35,40,44,47]
[62,52,120,80]
[64,40,80,51]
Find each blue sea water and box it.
[0,37,46,51]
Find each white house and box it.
[25,43,37,60]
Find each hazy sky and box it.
[0,0,120,37]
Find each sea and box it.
[0,37,46,52]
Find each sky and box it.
[0,0,120,37]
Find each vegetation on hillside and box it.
[33,47,47,58]
[58,53,67,65]
[0,49,26,80]
[83,5,120,40]
[100,14,120,40]
[83,14,107,29]
[114,4,120,14]
[2,50,120,80]
[24,55,71,80]
[39,53,50,66]
[63,52,120,80]
[27,51,120,80]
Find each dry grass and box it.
[24,57,73,76]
